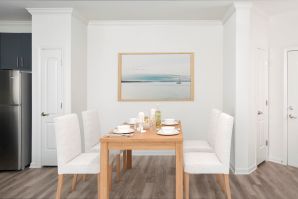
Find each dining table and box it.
[98,122,184,199]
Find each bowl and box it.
[117,125,131,132]
[163,118,176,124]
[161,126,176,133]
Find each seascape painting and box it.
[118,53,194,101]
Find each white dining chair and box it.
[54,114,102,199]
[183,112,234,199]
[184,109,221,153]
[82,110,122,183]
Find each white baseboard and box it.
[233,164,257,175]
[29,162,41,168]
[268,156,284,165]
[229,163,235,174]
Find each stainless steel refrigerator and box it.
[0,70,32,170]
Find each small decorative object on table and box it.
[150,108,156,127]
[137,112,145,133]
[144,116,150,130]
[155,108,161,128]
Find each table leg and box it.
[176,143,183,199]
[127,150,132,169]
[99,142,109,199]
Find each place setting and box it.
[105,107,181,137]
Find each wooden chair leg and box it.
[223,174,232,199]
[82,174,87,182]
[97,173,100,199]
[108,164,113,192]
[71,174,78,192]
[184,172,189,199]
[116,154,121,181]
[216,174,225,193]
[123,150,127,172]
[56,174,64,199]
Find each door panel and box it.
[256,49,269,165]
[41,49,63,166]
[287,50,298,167]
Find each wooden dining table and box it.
[98,123,184,199]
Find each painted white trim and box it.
[27,8,73,15]
[254,48,270,164]
[230,163,235,174]
[233,2,253,9]
[88,20,222,26]
[0,21,31,33]
[72,10,88,25]
[0,21,31,25]
[234,164,257,175]
[283,49,288,166]
[282,47,298,166]
[31,46,65,168]
[29,162,41,169]
[222,5,235,24]
[269,156,283,165]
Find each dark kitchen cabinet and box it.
[19,34,32,70]
[0,33,32,71]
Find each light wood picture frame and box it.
[118,52,194,101]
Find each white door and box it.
[287,50,298,167]
[41,49,63,166]
[255,48,269,165]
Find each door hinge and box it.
[266,100,268,106]
[60,102,63,109]
[266,140,269,146]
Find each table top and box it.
[100,123,183,143]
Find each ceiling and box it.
[0,0,297,21]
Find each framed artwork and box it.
[118,52,194,101]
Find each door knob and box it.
[41,112,49,117]
[289,106,294,110]
[257,111,263,115]
[289,114,297,119]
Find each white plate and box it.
[126,121,136,125]
[157,129,179,136]
[112,128,135,134]
[162,120,179,125]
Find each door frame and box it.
[283,47,298,165]
[30,46,65,168]
[39,47,64,166]
[255,48,269,164]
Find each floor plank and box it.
[0,156,297,199]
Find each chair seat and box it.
[183,140,213,153]
[58,153,100,174]
[184,152,226,174]
[87,143,123,163]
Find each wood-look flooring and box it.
[0,156,298,199]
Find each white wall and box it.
[87,21,223,153]
[250,7,269,169]
[269,11,298,164]
[71,15,87,131]
[223,3,261,174]
[223,12,236,169]
[29,10,72,167]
